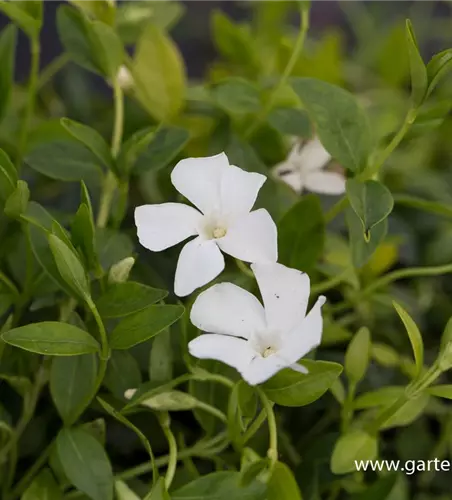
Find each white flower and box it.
[135,153,277,297]
[117,65,134,90]
[188,262,326,385]
[273,137,346,195]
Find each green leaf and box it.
[50,354,97,424]
[104,350,141,399]
[25,140,102,182]
[347,208,387,269]
[378,392,429,430]
[0,148,17,200]
[354,387,405,410]
[2,322,100,356]
[4,180,30,219]
[144,477,170,500]
[268,107,312,138]
[278,195,325,273]
[291,77,372,172]
[0,373,31,396]
[149,329,173,384]
[115,480,140,500]
[427,385,452,399]
[57,427,113,500]
[134,390,199,411]
[426,49,452,97]
[57,5,123,78]
[96,228,134,271]
[96,282,168,319]
[22,468,62,500]
[132,24,186,121]
[0,0,42,37]
[331,430,378,474]
[0,25,17,123]
[394,194,452,219]
[69,0,116,25]
[405,20,427,106]
[268,461,302,500]
[49,234,90,301]
[71,204,97,271]
[350,473,398,500]
[346,180,393,238]
[61,118,113,170]
[345,327,371,383]
[212,78,261,116]
[393,301,424,378]
[110,304,184,350]
[130,126,189,175]
[172,471,266,500]
[262,360,343,407]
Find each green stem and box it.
[256,387,278,469]
[362,262,452,298]
[244,4,310,139]
[241,409,267,445]
[158,414,178,490]
[16,36,40,169]
[340,381,356,433]
[0,270,19,297]
[235,259,255,279]
[196,401,228,424]
[311,269,351,295]
[36,52,70,91]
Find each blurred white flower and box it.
[274,137,346,195]
[135,153,277,297]
[188,262,326,385]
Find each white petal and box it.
[304,171,346,195]
[135,203,202,251]
[190,283,265,339]
[241,354,289,385]
[278,296,326,365]
[251,262,310,333]
[220,164,266,217]
[174,237,225,297]
[298,137,332,172]
[189,334,255,376]
[273,161,304,193]
[171,153,229,214]
[217,209,277,263]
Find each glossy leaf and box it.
[427,385,452,399]
[4,180,30,219]
[405,20,427,106]
[354,386,405,409]
[115,480,141,500]
[104,350,141,399]
[212,78,261,116]
[345,327,371,383]
[262,360,343,407]
[71,203,97,271]
[132,25,185,121]
[350,473,398,500]
[57,427,114,500]
[331,430,378,474]
[2,322,100,356]
[378,392,429,430]
[149,329,173,383]
[0,1,42,37]
[278,195,325,273]
[172,471,266,500]
[292,77,372,172]
[49,234,90,300]
[96,282,167,318]
[110,304,184,350]
[22,468,62,500]
[0,148,17,200]
[346,180,394,237]
[268,461,302,500]
[393,301,423,378]
[268,107,312,137]
[426,48,452,97]
[50,354,97,424]
[0,25,17,123]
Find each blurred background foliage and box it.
[1,1,452,499]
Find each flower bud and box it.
[108,256,135,284]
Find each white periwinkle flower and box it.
[188,262,326,386]
[273,137,346,195]
[135,153,277,297]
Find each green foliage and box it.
[0,25,16,123]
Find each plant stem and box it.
[16,35,40,169]
[311,268,351,295]
[36,52,70,91]
[244,4,310,139]
[256,387,278,469]
[196,401,228,423]
[0,270,19,297]
[158,413,178,490]
[241,409,267,444]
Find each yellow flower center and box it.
[262,346,277,358]
[213,227,227,239]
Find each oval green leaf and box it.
[331,430,378,475]
[345,327,371,383]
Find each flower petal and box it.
[217,209,277,263]
[188,334,255,376]
[251,262,310,333]
[273,161,304,193]
[298,137,331,172]
[190,283,266,339]
[278,296,326,365]
[220,164,266,217]
[171,153,229,214]
[241,355,289,386]
[135,203,202,251]
[304,171,346,195]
